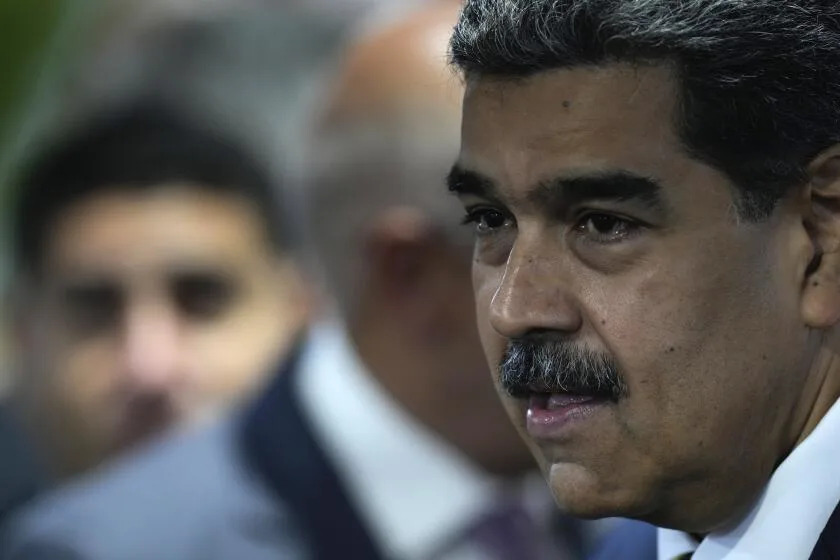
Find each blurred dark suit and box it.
[0,404,42,529]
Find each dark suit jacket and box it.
[238,346,387,560]
[589,505,840,560]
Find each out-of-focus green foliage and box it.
[0,0,69,142]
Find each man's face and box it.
[19,186,304,477]
[454,63,818,532]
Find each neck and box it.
[348,308,431,424]
[792,343,840,448]
[347,302,476,464]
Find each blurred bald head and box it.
[320,1,462,131]
[304,0,468,317]
[299,1,537,476]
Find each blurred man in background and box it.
[6,100,308,481]
[1,3,603,559]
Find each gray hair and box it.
[450,0,840,220]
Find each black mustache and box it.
[499,338,627,400]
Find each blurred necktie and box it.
[455,499,560,560]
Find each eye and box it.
[172,273,238,321]
[461,207,514,236]
[60,282,123,334]
[575,213,640,243]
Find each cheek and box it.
[29,339,121,457]
[594,232,801,467]
[186,313,285,400]
[46,340,118,410]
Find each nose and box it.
[488,236,583,339]
[120,302,185,395]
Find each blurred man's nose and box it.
[120,301,185,394]
[488,235,583,339]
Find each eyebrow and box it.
[447,165,497,199]
[447,165,665,212]
[532,172,665,211]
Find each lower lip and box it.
[525,393,607,439]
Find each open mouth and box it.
[529,391,603,409]
[523,390,610,439]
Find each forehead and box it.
[44,186,274,279]
[459,63,684,190]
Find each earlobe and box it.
[802,273,840,329]
[801,148,840,329]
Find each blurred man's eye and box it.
[172,272,238,321]
[60,283,123,333]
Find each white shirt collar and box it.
[658,397,840,560]
[295,320,520,559]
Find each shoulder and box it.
[586,519,658,560]
[0,417,304,560]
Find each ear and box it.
[802,147,840,328]
[364,207,439,304]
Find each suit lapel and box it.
[238,344,386,560]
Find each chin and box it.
[544,461,645,520]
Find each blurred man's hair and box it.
[12,100,290,277]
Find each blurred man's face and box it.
[453,63,818,532]
[19,185,305,477]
